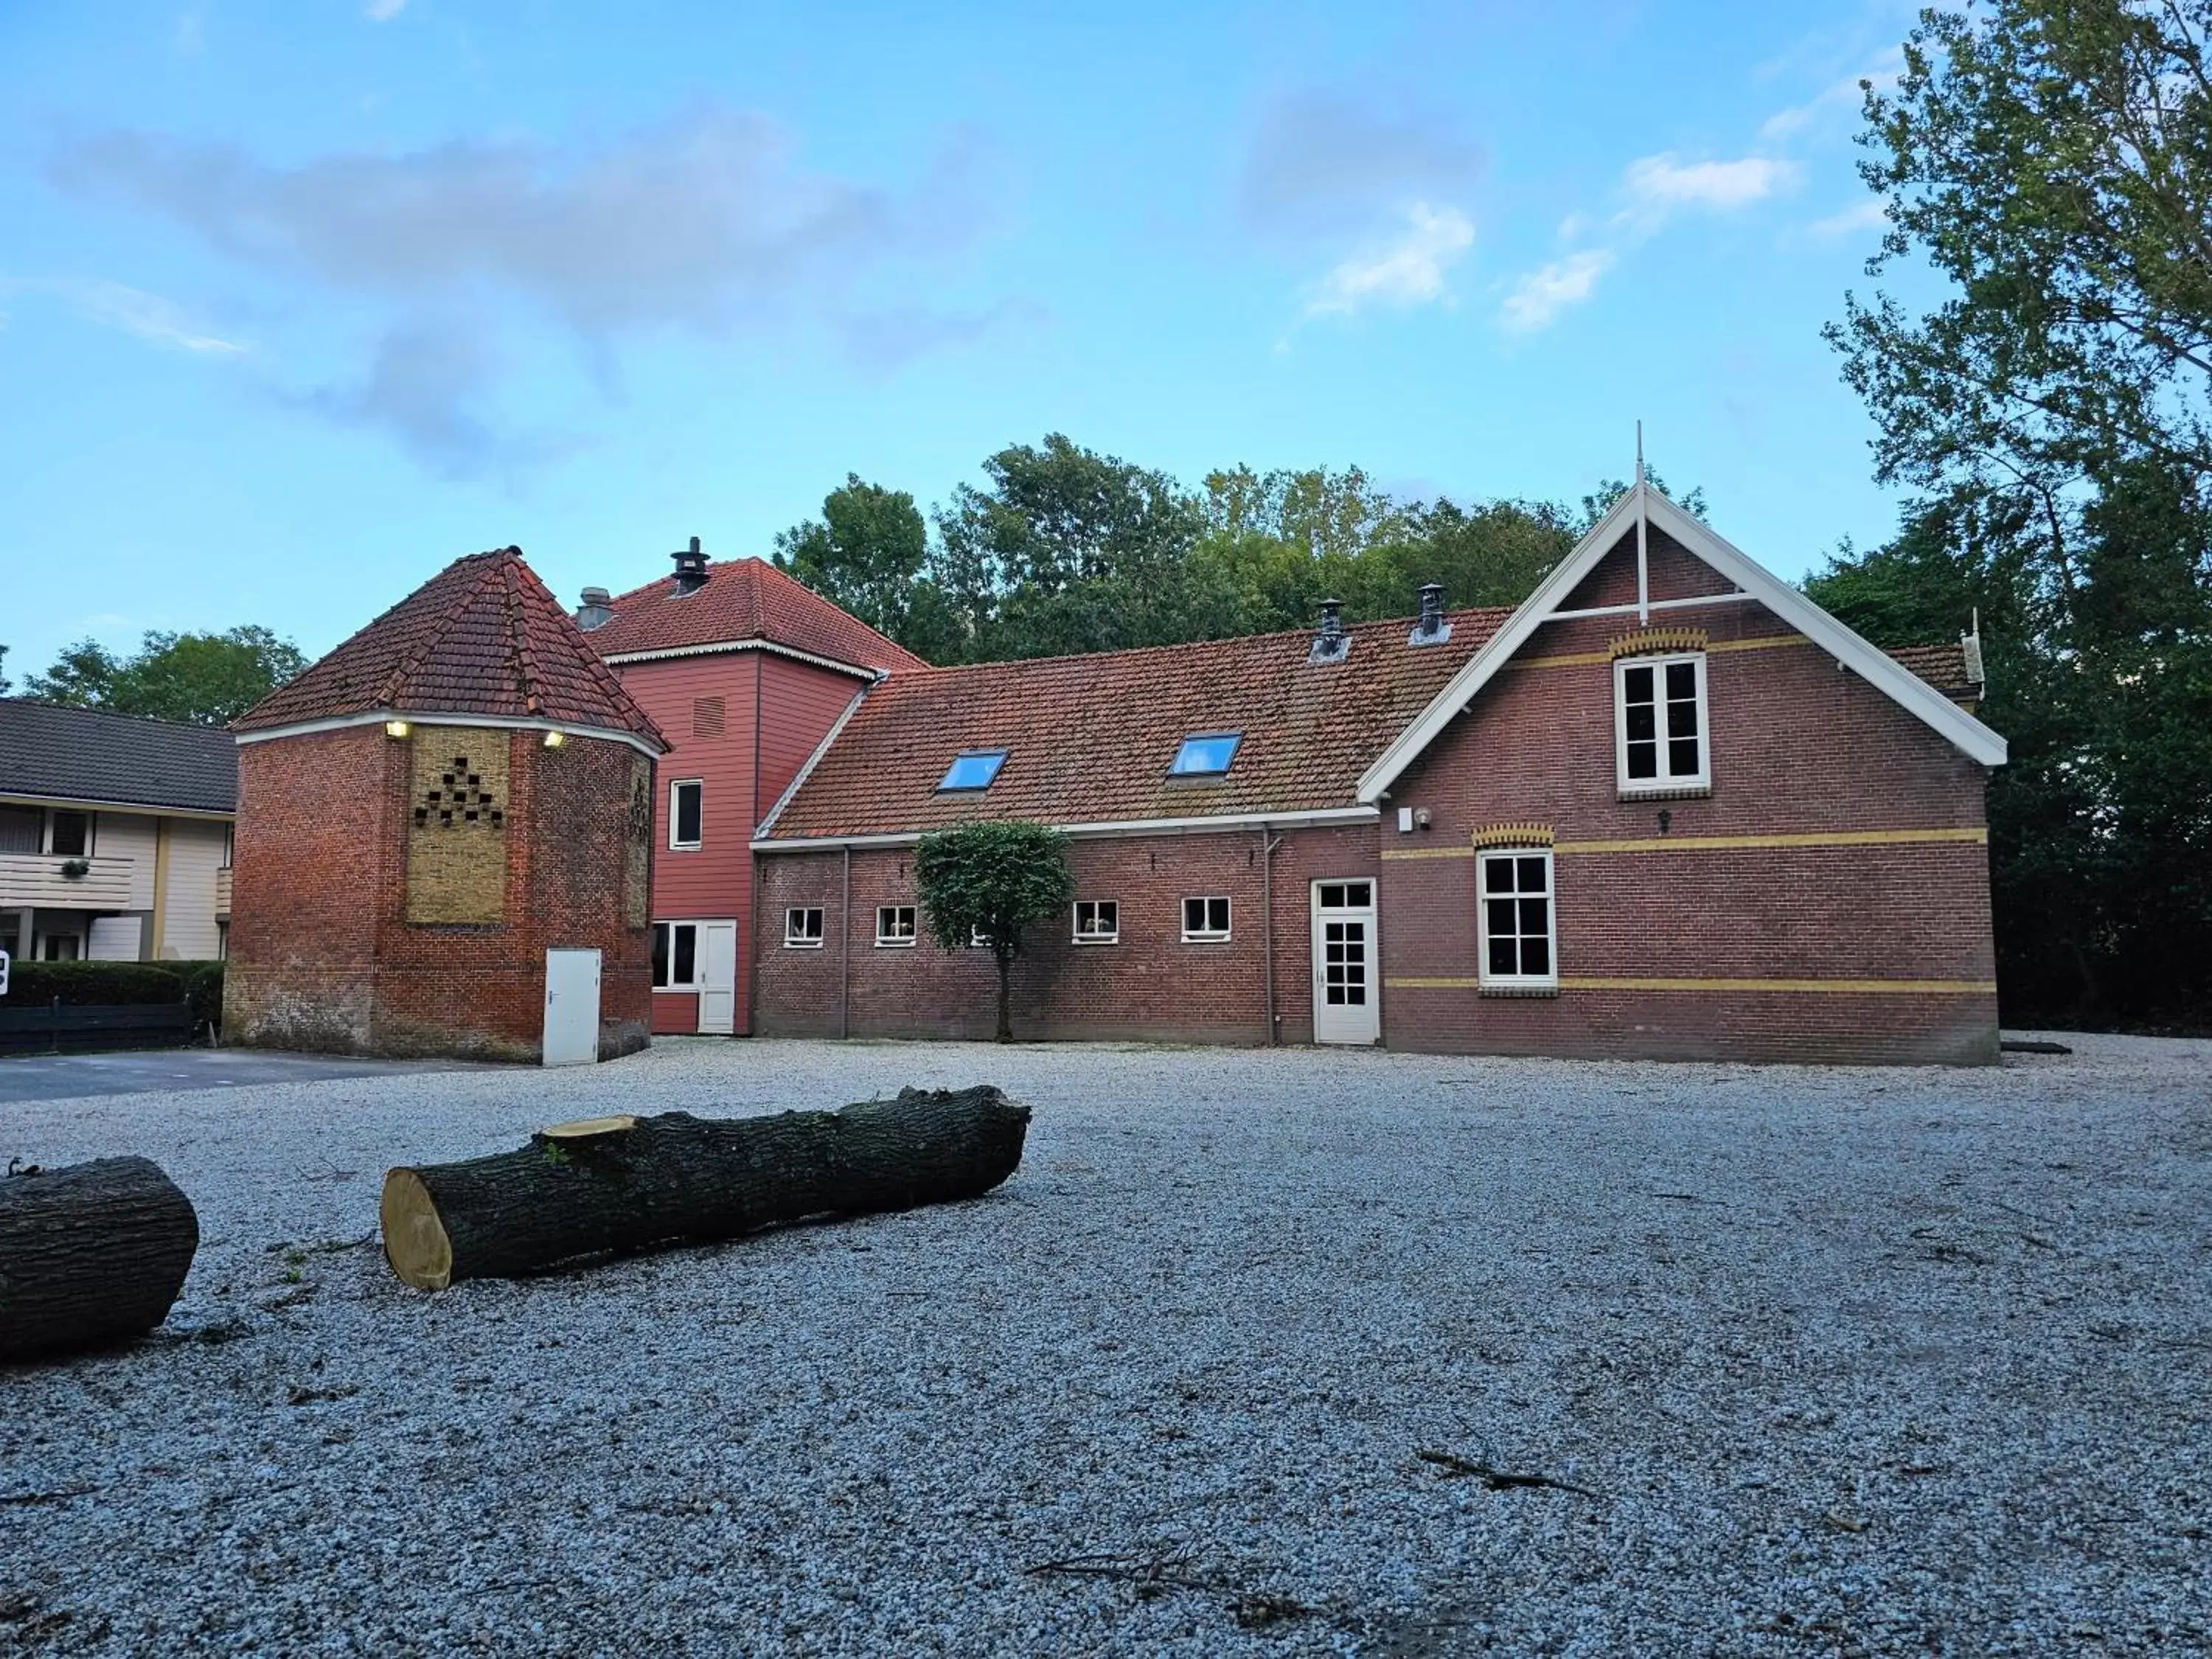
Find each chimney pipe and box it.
[574,586,614,631]
[1408,581,1452,646]
[1307,597,1350,665]
[672,535,710,596]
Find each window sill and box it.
[1072,936,1120,947]
[784,942,825,950]
[669,842,703,852]
[1480,983,1559,998]
[1181,934,1232,945]
[1616,783,1711,803]
[874,939,917,949]
[653,984,702,994]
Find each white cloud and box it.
[1809,198,1888,237]
[1621,153,1798,222]
[1498,248,1615,333]
[66,280,243,352]
[1760,49,1903,142]
[364,0,408,20]
[1239,90,1484,241]
[1304,203,1475,318]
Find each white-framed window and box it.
[1615,653,1708,792]
[1181,895,1231,942]
[876,905,917,947]
[1478,849,1556,989]
[1073,900,1119,944]
[785,907,825,949]
[669,779,704,849]
[47,810,93,858]
[653,920,700,989]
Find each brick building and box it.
[573,539,924,1036]
[224,548,667,1063]
[745,487,2007,1064]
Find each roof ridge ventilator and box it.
[1308,598,1351,665]
[1408,582,1453,646]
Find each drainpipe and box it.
[1260,827,1282,1045]
[839,845,851,1039]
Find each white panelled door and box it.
[1311,879,1380,1045]
[697,920,739,1034]
[542,947,602,1067]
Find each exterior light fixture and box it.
[384,720,411,738]
[543,730,566,748]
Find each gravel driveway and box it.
[2,1034,2206,1656]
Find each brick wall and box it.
[1374,526,1998,1064]
[226,723,655,1061]
[752,823,1382,1044]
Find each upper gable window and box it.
[1169,731,1242,777]
[1615,653,1708,793]
[938,749,1007,792]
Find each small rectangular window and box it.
[1615,653,1708,792]
[1181,895,1231,942]
[1478,850,1557,987]
[785,908,824,948]
[1073,900,1119,944]
[938,749,1007,792]
[1169,731,1241,776]
[653,921,700,988]
[669,780,704,849]
[49,811,91,858]
[1316,880,1372,910]
[875,905,917,946]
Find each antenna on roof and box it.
[1634,420,1650,625]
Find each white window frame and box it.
[669,779,704,850]
[653,919,702,990]
[875,905,917,947]
[785,907,825,949]
[1476,849,1557,990]
[1072,900,1120,945]
[1181,895,1231,943]
[1614,652,1710,794]
[46,809,94,858]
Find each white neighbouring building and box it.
[0,699,237,963]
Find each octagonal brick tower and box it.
[225,548,667,1062]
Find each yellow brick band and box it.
[1380,846,1475,861]
[1553,827,1987,855]
[1513,633,1811,671]
[1470,821,1554,849]
[1383,975,1999,995]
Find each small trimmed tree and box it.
[914,821,1074,1043]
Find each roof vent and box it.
[1408,581,1452,647]
[1308,598,1350,666]
[672,535,710,597]
[1960,606,1985,686]
[574,586,614,631]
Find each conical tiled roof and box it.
[235,548,665,748]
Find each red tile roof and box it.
[1885,644,1980,700]
[234,548,664,748]
[583,557,928,676]
[762,616,1990,841]
[762,609,1515,840]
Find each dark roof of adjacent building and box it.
[234,548,666,748]
[762,608,1517,841]
[582,557,928,677]
[762,616,1991,843]
[0,699,239,814]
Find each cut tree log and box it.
[0,1157,200,1363]
[380,1084,1030,1291]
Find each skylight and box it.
[1170,731,1242,776]
[938,749,1007,792]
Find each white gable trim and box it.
[1357,489,2006,803]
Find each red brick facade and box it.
[226,725,655,1061]
[750,527,2000,1065]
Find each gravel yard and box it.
[2,1034,2207,1657]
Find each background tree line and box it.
[0,628,307,727]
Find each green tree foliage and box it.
[26,626,308,726]
[913,821,1076,1042]
[0,643,12,696]
[771,474,965,663]
[1822,1,2212,1025]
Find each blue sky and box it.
[0,0,1931,678]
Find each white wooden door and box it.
[542,947,602,1067]
[1310,879,1380,1045]
[697,920,738,1034]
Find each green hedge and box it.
[1,960,188,1007]
[172,960,226,1029]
